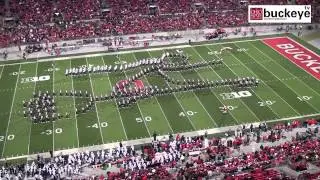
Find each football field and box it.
[0,35,319,159]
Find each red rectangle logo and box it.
[263,37,320,80]
[250,8,263,20]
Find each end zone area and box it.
[0,34,319,160]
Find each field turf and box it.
[0,35,319,159]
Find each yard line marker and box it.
[1,64,21,157]
[85,58,105,144]
[27,62,39,155]
[132,53,174,134]
[52,62,56,153]
[146,51,197,131]
[2,112,320,161]
[101,56,128,141]
[234,43,320,112]
[116,55,152,137]
[190,47,243,124]
[250,42,320,110]
[70,60,80,148]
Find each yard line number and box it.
[41,128,63,135]
[220,106,238,111]
[258,100,276,107]
[21,75,50,83]
[0,134,15,141]
[115,61,127,65]
[136,116,152,123]
[179,111,198,117]
[208,48,248,55]
[297,96,312,101]
[46,67,60,72]
[226,106,237,111]
[11,71,25,76]
[87,122,108,128]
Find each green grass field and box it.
[0,34,319,159]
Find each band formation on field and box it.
[22,48,261,123]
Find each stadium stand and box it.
[0,1,319,180]
[0,0,319,47]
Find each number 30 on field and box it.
[41,128,63,135]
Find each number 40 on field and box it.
[179,111,198,117]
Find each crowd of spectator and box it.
[1,118,320,179]
[0,0,319,48]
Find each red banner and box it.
[263,37,320,80]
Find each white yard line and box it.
[189,90,219,127]
[160,74,197,131]
[52,62,55,153]
[101,57,128,141]
[52,121,55,153]
[249,42,320,100]
[27,62,39,155]
[117,55,152,138]
[131,53,174,134]
[1,64,21,157]
[85,58,105,144]
[2,112,319,161]
[70,60,80,148]
[0,66,4,79]
[234,43,320,112]
[145,52,197,131]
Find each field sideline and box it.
[0,35,319,159]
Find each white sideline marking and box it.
[1,64,21,157]
[1,113,319,161]
[0,37,286,67]
[0,66,4,79]
[286,37,320,58]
